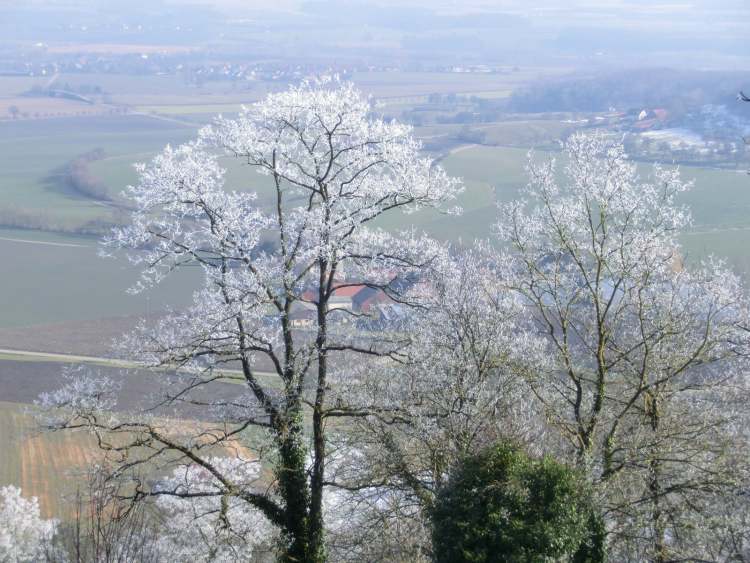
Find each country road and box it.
[0,347,140,367]
[0,347,276,379]
[0,236,90,248]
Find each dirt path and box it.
[447,143,480,155]
[0,348,134,367]
[129,110,197,127]
[44,72,60,89]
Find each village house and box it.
[289,280,402,329]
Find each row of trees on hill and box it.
[8,79,748,562]
[510,68,750,116]
[66,149,110,201]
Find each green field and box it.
[437,145,750,276]
[86,121,566,245]
[0,228,199,329]
[2,109,750,333]
[6,139,750,333]
[135,103,249,115]
[0,115,197,229]
[415,120,574,149]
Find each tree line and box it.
[66,148,111,202]
[510,68,750,116]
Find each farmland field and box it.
[0,96,109,119]
[0,354,273,519]
[437,145,750,276]
[100,70,567,112]
[0,399,258,519]
[0,228,199,330]
[348,69,570,99]
[0,115,197,228]
[0,76,49,97]
[49,73,284,108]
[135,103,250,115]
[0,400,100,518]
[3,139,750,338]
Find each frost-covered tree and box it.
[321,250,550,560]
[40,78,461,562]
[154,457,275,562]
[61,463,163,563]
[498,133,750,560]
[0,486,58,563]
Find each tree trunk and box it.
[307,263,330,562]
[276,407,313,562]
[646,393,667,563]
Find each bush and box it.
[431,443,604,563]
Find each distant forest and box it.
[509,69,750,114]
